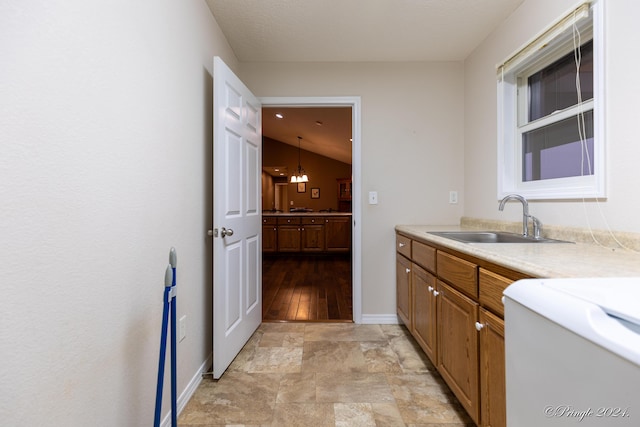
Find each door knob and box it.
[220,227,234,238]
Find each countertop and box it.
[396,224,640,279]
[263,211,352,217]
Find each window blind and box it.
[497,1,591,76]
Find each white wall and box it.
[464,0,640,233]
[239,62,465,316]
[0,0,235,424]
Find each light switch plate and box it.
[449,191,458,204]
[368,191,378,205]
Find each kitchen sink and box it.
[428,231,572,244]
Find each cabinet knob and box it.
[432,290,439,296]
[475,322,485,331]
[405,268,410,274]
[399,242,405,248]
[428,286,433,292]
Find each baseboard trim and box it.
[160,353,213,427]
[360,314,401,324]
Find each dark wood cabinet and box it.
[337,178,352,212]
[264,215,351,254]
[301,224,325,252]
[325,216,351,252]
[262,217,277,252]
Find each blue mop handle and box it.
[153,265,173,427]
[169,247,177,427]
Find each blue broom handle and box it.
[170,247,177,427]
[153,265,173,427]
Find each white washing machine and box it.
[503,277,640,426]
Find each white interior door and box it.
[212,56,262,379]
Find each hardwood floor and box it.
[262,254,352,322]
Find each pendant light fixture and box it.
[290,136,309,183]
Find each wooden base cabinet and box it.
[437,280,480,424]
[412,263,437,364]
[395,232,523,427]
[396,252,412,328]
[325,216,351,251]
[277,225,301,252]
[478,308,506,427]
[262,217,278,253]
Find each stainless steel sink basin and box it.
[428,231,572,244]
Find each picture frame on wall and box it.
[311,188,320,199]
[297,182,306,193]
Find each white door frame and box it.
[260,96,362,323]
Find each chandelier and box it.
[290,136,309,183]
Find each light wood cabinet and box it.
[395,231,525,427]
[396,252,412,328]
[437,280,480,424]
[412,263,437,364]
[478,308,506,427]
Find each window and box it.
[497,1,604,199]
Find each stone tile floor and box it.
[178,323,474,426]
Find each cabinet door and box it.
[277,225,301,252]
[396,253,412,328]
[412,263,437,364]
[437,280,480,424]
[325,216,351,252]
[479,308,506,427]
[301,224,325,252]
[262,225,277,252]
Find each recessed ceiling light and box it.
[275,113,283,119]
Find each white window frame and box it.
[497,0,605,200]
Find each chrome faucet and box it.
[499,194,530,237]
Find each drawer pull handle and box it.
[475,322,484,331]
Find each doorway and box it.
[260,96,362,323]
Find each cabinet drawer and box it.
[396,234,411,258]
[278,217,301,225]
[412,240,436,273]
[437,251,478,298]
[301,216,324,225]
[262,216,277,225]
[479,268,513,318]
